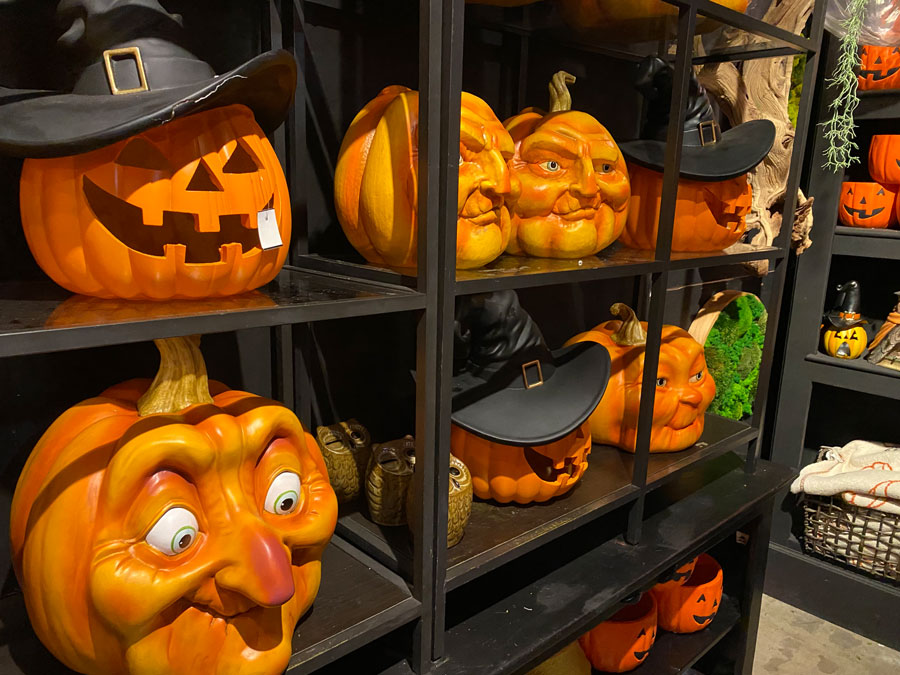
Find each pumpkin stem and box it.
[609,303,647,346]
[548,71,576,113]
[138,335,214,416]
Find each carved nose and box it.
[187,159,223,192]
[680,388,704,406]
[215,526,295,608]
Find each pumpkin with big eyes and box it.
[579,592,658,673]
[504,71,630,258]
[839,182,897,229]
[652,553,723,633]
[859,46,900,91]
[10,336,337,675]
[566,303,716,453]
[20,105,290,300]
[335,86,518,271]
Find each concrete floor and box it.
[753,595,900,674]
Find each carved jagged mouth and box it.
[861,67,900,81]
[693,612,717,626]
[633,649,651,661]
[83,176,268,263]
[843,204,885,220]
[523,446,576,483]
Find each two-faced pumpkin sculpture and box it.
[450,290,611,504]
[10,335,338,675]
[618,57,776,253]
[567,303,716,453]
[0,0,296,300]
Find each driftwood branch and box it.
[696,0,815,275]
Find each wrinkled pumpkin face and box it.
[859,46,900,90]
[839,182,897,228]
[20,105,290,300]
[10,382,337,675]
[653,554,722,634]
[505,111,630,258]
[823,324,867,359]
[579,593,657,673]
[450,421,591,504]
[621,164,752,252]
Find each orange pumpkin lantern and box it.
[10,336,337,675]
[579,593,658,673]
[335,86,517,271]
[503,71,630,258]
[655,557,698,592]
[20,105,290,300]
[450,421,592,504]
[859,46,900,91]
[839,182,897,228]
[652,553,723,634]
[869,135,900,185]
[620,163,753,251]
[566,303,716,453]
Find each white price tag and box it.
[257,208,283,250]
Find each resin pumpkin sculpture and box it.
[579,593,658,673]
[622,163,753,251]
[10,336,337,675]
[335,86,517,271]
[566,303,716,453]
[859,46,900,91]
[652,553,723,634]
[823,324,868,360]
[839,182,897,229]
[503,71,630,258]
[20,105,291,300]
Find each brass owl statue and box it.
[366,436,416,526]
[405,453,473,547]
[316,419,372,503]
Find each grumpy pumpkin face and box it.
[20,104,290,300]
[11,370,337,675]
[505,110,630,258]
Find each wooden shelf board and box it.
[805,353,900,400]
[833,227,900,260]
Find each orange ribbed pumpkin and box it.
[651,553,723,634]
[579,593,658,673]
[450,421,591,504]
[620,163,752,252]
[859,46,900,91]
[566,304,716,453]
[869,135,900,185]
[19,105,290,300]
[503,71,630,258]
[335,86,516,271]
[10,336,337,675]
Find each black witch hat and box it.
[0,0,296,158]
[826,280,864,329]
[620,56,775,181]
[451,291,610,446]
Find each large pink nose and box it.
[215,526,295,608]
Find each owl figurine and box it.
[316,419,372,503]
[405,453,473,547]
[366,436,416,526]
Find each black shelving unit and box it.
[764,31,900,652]
[0,1,827,674]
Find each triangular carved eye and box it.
[187,159,224,192]
[223,140,261,174]
[847,188,853,195]
[713,598,718,608]
[638,628,646,637]
[115,138,171,172]
[878,188,885,195]
[697,594,706,603]
[894,48,900,54]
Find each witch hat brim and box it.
[0,50,296,159]
[620,119,776,181]
[451,341,611,446]
[825,312,866,329]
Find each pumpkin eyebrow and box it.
[521,132,580,160]
[460,121,487,151]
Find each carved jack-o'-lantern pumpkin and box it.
[655,557,698,592]
[20,105,290,300]
[335,86,517,271]
[859,46,900,91]
[869,135,900,185]
[579,593,658,673]
[621,163,753,251]
[823,324,868,360]
[652,553,723,634]
[503,71,630,258]
[838,182,897,228]
[566,304,716,453]
[450,421,592,504]
[10,336,337,675]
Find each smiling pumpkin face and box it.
[653,553,723,634]
[10,337,337,675]
[20,105,290,300]
[579,592,657,673]
[859,46,900,91]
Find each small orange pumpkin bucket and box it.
[578,592,657,673]
[652,553,723,633]
[653,556,697,592]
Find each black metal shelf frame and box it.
[0,0,828,673]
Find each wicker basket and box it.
[801,492,900,583]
